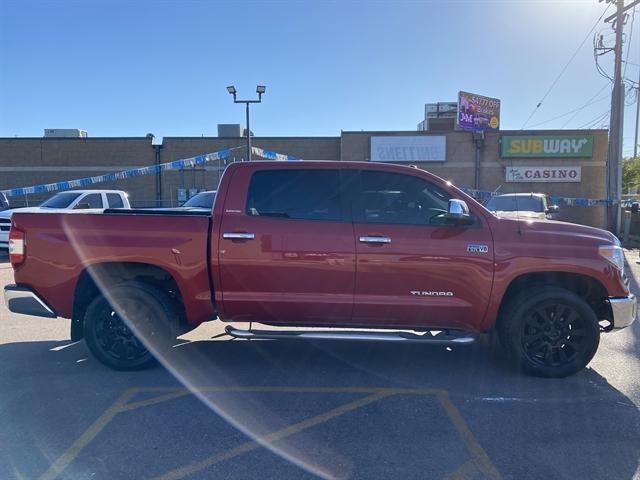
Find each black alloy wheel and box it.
[84,282,179,371]
[521,302,587,368]
[93,299,151,365]
[498,286,600,378]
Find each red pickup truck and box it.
[4,161,636,377]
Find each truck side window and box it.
[354,171,453,225]
[106,193,124,208]
[82,193,104,209]
[246,169,343,221]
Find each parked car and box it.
[485,193,560,220]
[180,190,216,210]
[0,192,8,211]
[628,200,640,214]
[143,191,217,212]
[0,189,130,249]
[4,162,635,377]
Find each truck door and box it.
[350,169,494,331]
[216,166,356,325]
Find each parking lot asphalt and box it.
[1,249,639,480]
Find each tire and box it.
[498,286,600,378]
[83,282,179,371]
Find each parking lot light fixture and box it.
[227,85,266,161]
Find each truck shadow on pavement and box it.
[1,335,639,480]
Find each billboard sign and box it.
[506,166,582,183]
[458,91,500,131]
[501,135,593,158]
[371,136,446,162]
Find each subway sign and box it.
[501,135,593,158]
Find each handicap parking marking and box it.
[39,388,139,480]
[153,391,391,480]
[39,386,501,480]
[438,391,502,480]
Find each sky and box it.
[0,0,639,156]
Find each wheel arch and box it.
[71,262,187,341]
[496,271,613,331]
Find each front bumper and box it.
[4,285,57,318]
[609,294,637,330]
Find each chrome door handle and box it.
[223,232,255,240]
[359,236,391,244]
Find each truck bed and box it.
[10,211,214,324]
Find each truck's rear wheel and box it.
[498,287,600,378]
[83,282,178,371]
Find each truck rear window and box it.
[246,169,343,221]
[106,193,125,208]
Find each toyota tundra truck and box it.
[3,161,636,377]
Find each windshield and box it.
[39,192,82,208]
[183,191,216,209]
[486,195,544,212]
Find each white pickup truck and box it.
[0,189,130,249]
[485,193,560,221]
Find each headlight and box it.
[599,244,625,275]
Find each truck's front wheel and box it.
[83,282,178,371]
[498,287,600,378]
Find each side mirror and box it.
[74,202,91,210]
[545,205,559,214]
[445,199,473,225]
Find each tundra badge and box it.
[410,291,454,297]
[467,244,489,253]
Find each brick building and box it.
[0,128,607,227]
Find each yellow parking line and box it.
[152,392,391,480]
[40,386,501,480]
[442,460,478,480]
[116,386,446,395]
[39,388,140,480]
[437,392,502,480]
[119,390,192,413]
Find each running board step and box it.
[225,326,476,344]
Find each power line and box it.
[577,109,610,129]
[520,3,612,129]
[526,85,610,128]
[528,95,609,128]
[561,83,612,128]
[623,5,636,80]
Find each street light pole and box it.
[246,101,251,163]
[227,85,266,162]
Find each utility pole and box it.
[605,0,625,233]
[634,63,640,157]
[604,0,640,232]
